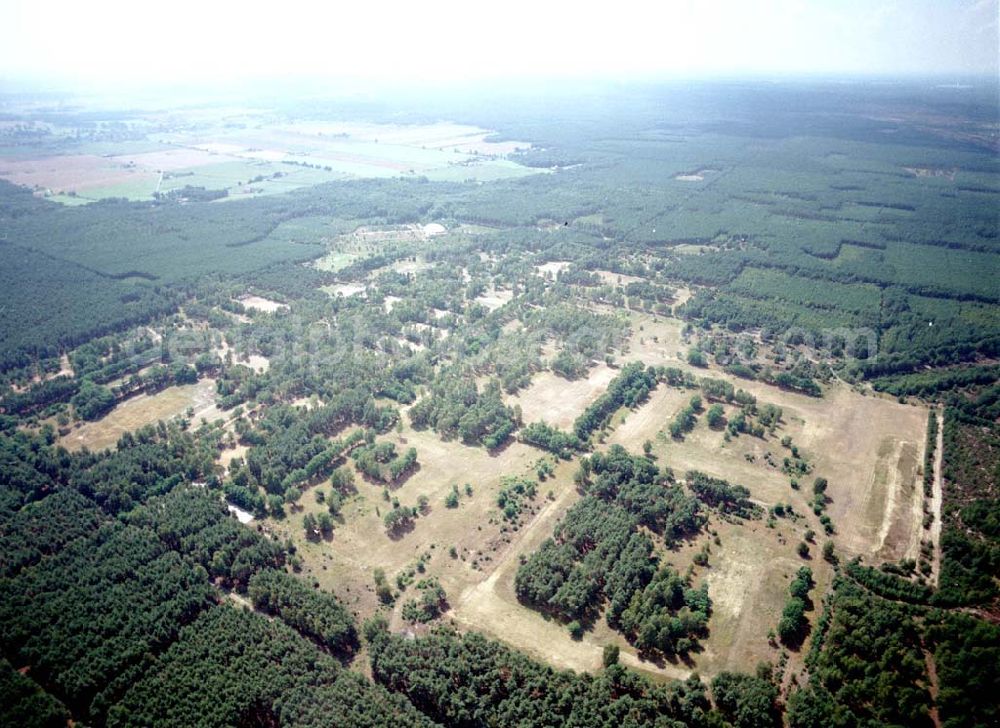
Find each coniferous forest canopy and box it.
[0,78,998,728]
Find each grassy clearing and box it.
[622,310,928,558]
[507,363,617,429]
[312,252,358,272]
[238,295,287,313]
[263,423,547,633]
[61,378,222,452]
[676,517,834,678]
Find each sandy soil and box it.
[620,312,929,558]
[535,261,571,278]
[929,410,944,585]
[238,295,288,313]
[594,270,647,286]
[475,290,514,311]
[266,426,544,630]
[0,154,156,193]
[509,364,617,429]
[63,378,222,452]
[322,283,367,298]
[111,148,239,171]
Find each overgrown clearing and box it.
[264,424,545,630]
[61,378,222,452]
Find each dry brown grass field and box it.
[62,378,222,452]
[0,154,156,194]
[259,309,928,685]
[508,363,617,429]
[239,284,930,683]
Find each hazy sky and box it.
[1,0,996,89]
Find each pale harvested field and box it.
[63,378,222,452]
[0,154,156,193]
[111,147,238,171]
[509,363,617,429]
[189,142,247,155]
[273,121,530,155]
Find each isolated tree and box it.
[822,540,836,563]
[317,512,334,536]
[603,644,620,667]
[303,512,318,540]
[707,403,725,428]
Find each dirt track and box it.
[930,410,944,586]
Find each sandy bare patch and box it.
[238,295,288,313]
[929,411,944,585]
[111,148,238,171]
[535,261,571,278]
[219,444,249,470]
[475,290,513,311]
[451,456,690,682]
[606,386,692,447]
[608,333,929,562]
[510,364,617,430]
[322,283,367,298]
[227,503,255,523]
[690,518,832,677]
[241,354,269,373]
[594,270,646,286]
[674,168,719,182]
[63,378,221,452]
[392,259,433,276]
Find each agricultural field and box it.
[0,110,537,204]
